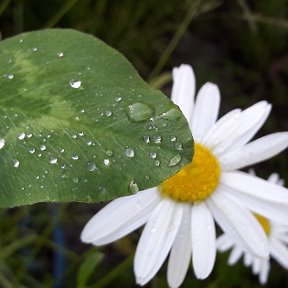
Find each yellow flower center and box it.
[160,143,221,203]
[254,213,271,235]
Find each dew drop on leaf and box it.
[86,161,96,171]
[129,180,139,194]
[40,145,46,151]
[72,155,79,160]
[149,152,157,159]
[49,157,58,164]
[57,52,64,57]
[0,138,5,149]
[103,159,110,166]
[18,132,26,140]
[125,147,135,158]
[175,142,183,151]
[70,79,81,89]
[168,154,182,167]
[154,160,161,167]
[127,103,154,122]
[143,135,150,144]
[105,150,113,157]
[12,159,20,168]
[29,148,35,154]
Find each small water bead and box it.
[149,152,157,159]
[153,136,162,144]
[57,52,64,57]
[60,163,65,169]
[170,136,177,142]
[0,138,5,149]
[73,177,79,184]
[159,108,182,121]
[72,134,77,139]
[143,135,150,144]
[154,160,161,167]
[18,132,26,140]
[127,103,155,122]
[40,145,46,151]
[80,109,85,113]
[129,180,139,194]
[125,147,135,158]
[49,157,58,164]
[29,148,35,154]
[70,80,81,89]
[31,47,38,52]
[175,142,183,151]
[78,132,84,137]
[36,175,40,180]
[115,96,122,102]
[86,161,96,171]
[103,159,110,166]
[7,74,14,80]
[168,154,182,167]
[105,150,113,157]
[60,148,65,153]
[87,140,92,146]
[27,133,33,138]
[38,153,42,157]
[72,155,79,160]
[105,110,112,117]
[12,159,20,168]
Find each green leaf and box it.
[77,251,104,288]
[0,29,193,207]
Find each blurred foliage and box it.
[0,0,288,287]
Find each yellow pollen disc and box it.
[254,213,271,235]
[160,143,221,203]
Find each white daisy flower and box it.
[81,64,288,288]
[217,173,288,285]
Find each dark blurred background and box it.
[0,0,288,287]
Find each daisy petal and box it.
[267,173,280,184]
[270,238,288,269]
[81,188,160,245]
[134,198,183,285]
[222,171,288,205]
[217,234,233,251]
[244,253,253,267]
[206,189,269,258]
[252,258,261,274]
[171,64,195,122]
[191,83,220,141]
[221,183,288,225]
[259,261,270,285]
[212,101,270,156]
[167,204,191,288]
[220,132,288,170]
[228,246,243,265]
[203,109,241,147]
[191,201,216,279]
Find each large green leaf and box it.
[0,29,193,207]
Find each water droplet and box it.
[12,159,20,168]
[105,150,113,157]
[78,132,84,137]
[175,142,183,151]
[72,155,79,160]
[115,96,122,102]
[154,160,161,167]
[40,144,46,151]
[103,159,110,166]
[127,103,154,122]
[129,180,139,194]
[143,135,150,143]
[86,161,96,171]
[29,148,35,154]
[60,148,65,153]
[7,74,14,80]
[32,47,38,52]
[125,147,135,158]
[73,177,79,183]
[105,110,112,117]
[70,79,81,89]
[60,163,65,169]
[170,136,177,142]
[153,136,162,144]
[0,138,5,149]
[168,154,182,167]
[49,157,58,164]
[18,132,26,140]
[57,52,64,57]
[27,133,33,138]
[72,134,77,139]
[80,109,85,113]
[158,108,182,121]
[87,140,92,146]
[149,152,157,159]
